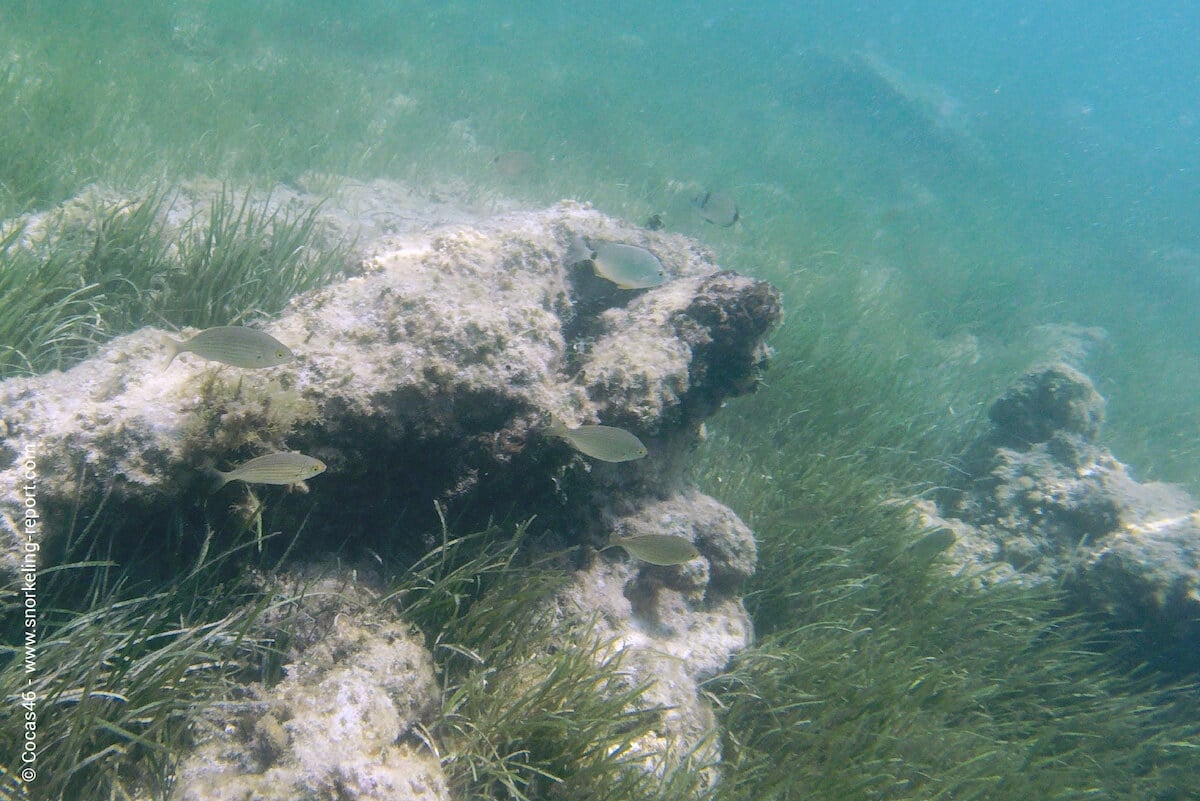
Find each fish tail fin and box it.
[204,466,232,494]
[564,234,594,266]
[162,335,184,371]
[545,414,568,437]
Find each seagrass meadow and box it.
[1,3,1199,800]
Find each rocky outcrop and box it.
[167,489,759,801]
[0,199,778,572]
[173,575,447,801]
[923,363,1200,670]
[0,189,779,798]
[553,489,758,782]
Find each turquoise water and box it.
[5,1,1195,485]
[4,3,1200,797]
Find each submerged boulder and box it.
[926,363,1200,671]
[0,187,780,798]
[0,197,778,570]
[173,573,447,801]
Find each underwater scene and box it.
[1,2,1199,799]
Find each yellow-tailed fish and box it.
[546,418,648,462]
[209,452,326,491]
[591,241,668,289]
[164,326,293,370]
[602,534,701,566]
[565,235,667,289]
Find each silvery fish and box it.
[492,149,537,178]
[209,452,326,491]
[591,241,668,289]
[164,326,293,370]
[602,534,701,566]
[691,190,739,227]
[905,527,957,564]
[565,235,667,289]
[546,418,648,462]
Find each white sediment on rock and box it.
[921,363,1200,670]
[0,182,781,798]
[172,575,448,801]
[0,195,778,570]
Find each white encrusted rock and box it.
[171,577,446,801]
[0,197,780,577]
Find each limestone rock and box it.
[548,489,757,785]
[0,198,780,578]
[928,362,1200,671]
[0,185,778,793]
[171,575,447,801]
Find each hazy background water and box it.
[5,5,1200,796]
[3,0,1198,488]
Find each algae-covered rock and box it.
[0,184,779,795]
[986,362,1106,447]
[171,574,447,801]
[928,362,1200,671]
[0,196,779,577]
[538,489,757,783]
